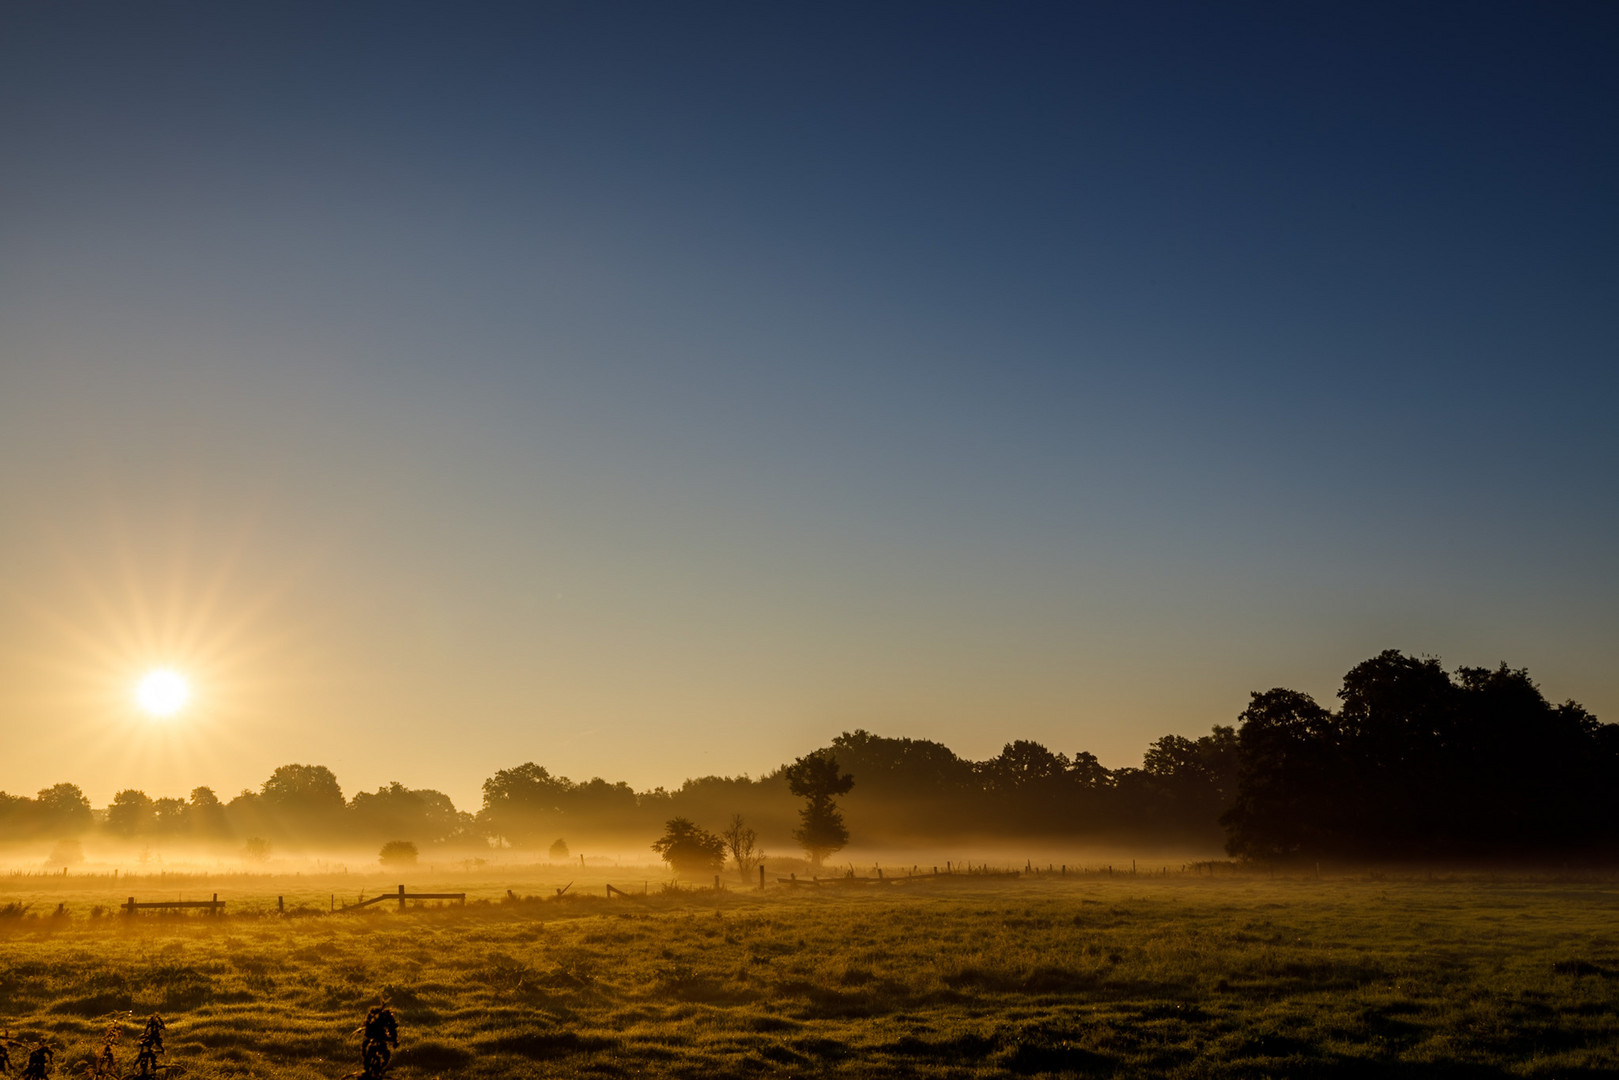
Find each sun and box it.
[134,668,191,717]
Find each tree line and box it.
[1,651,1611,861]
[1223,651,1619,859]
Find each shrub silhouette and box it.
[650,817,724,877]
[378,841,419,867]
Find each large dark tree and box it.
[478,763,568,847]
[783,752,855,867]
[260,764,345,840]
[35,783,92,836]
[106,789,154,837]
[350,782,466,846]
[1136,727,1240,839]
[822,731,974,837]
[189,786,231,839]
[1221,689,1342,859]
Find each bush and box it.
[549,837,569,861]
[650,818,725,877]
[379,840,419,867]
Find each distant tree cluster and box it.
[0,767,475,853]
[0,782,94,839]
[818,728,1239,848]
[1223,651,1619,859]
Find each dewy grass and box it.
[0,867,1616,1077]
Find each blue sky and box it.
[1,2,1614,808]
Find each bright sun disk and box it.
[135,668,190,717]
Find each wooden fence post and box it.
[758,865,765,890]
[397,884,406,912]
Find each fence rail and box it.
[124,894,224,915]
[343,885,467,911]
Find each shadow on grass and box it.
[475,1030,621,1057]
[49,993,134,1016]
[1267,1062,1514,1079]
[402,1039,474,1069]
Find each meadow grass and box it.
[1,866,1617,1078]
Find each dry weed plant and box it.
[20,1042,53,1080]
[130,1016,171,1079]
[344,1005,397,1080]
[74,1014,126,1079]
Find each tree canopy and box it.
[784,751,855,867]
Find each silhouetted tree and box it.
[0,791,35,837]
[784,752,854,867]
[563,777,642,832]
[35,782,92,836]
[1067,751,1113,789]
[1443,663,1613,853]
[1222,651,1619,859]
[106,789,154,837]
[1137,727,1239,839]
[350,782,465,846]
[188,786,230,839]
[651,817,725,877]
[224,788,271,840]
[721,812,764,883]
[260,764,345,840]
[478,763,567,847]
[151,796,189,836]
[824,730,975,836]
[1221,689,1340,859]
[663,773,795,845]
[980,740,1073,833]
[983,740,1070,791]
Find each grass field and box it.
[2,863,1617,1078]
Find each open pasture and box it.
[2,867,1618,1078]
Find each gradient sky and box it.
[1,2,1615,812]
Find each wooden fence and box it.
[344,885,467,911]
[123,894,225,915]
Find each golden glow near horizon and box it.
[134,668,191,718]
